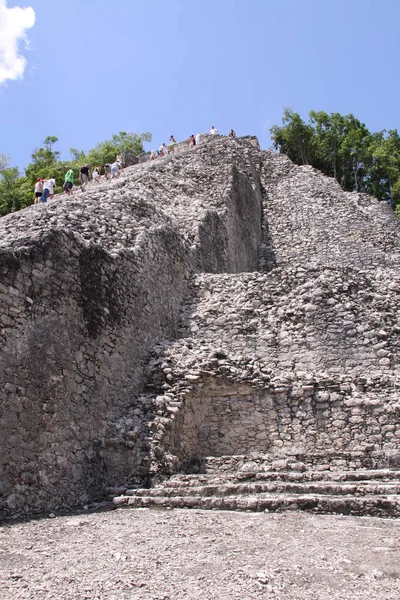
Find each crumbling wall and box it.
[138,142,400,482]
[0,135,266,518]
[0,224,191,517]
[156,376,400,472]
[194,165,262,272]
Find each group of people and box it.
[34,128,237,203]
[33,154,125,203]
[150,127,236,159]
[34,176,57,204]
[78,156,124,188]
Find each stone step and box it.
[114,467,400,517]
[158,469,400,487]
[131,480,400,499]
[113,492,400,517]
[200,451,395,473]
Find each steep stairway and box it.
[113,454,400,517]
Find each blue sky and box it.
[1,0,400,170]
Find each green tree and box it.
[0,167,24,215]
[308,111,370,191]
[28,136,61,171]
[270,108,315,165]
[86,131,152,167]
[24,136,69,205]
[271,109,399,212]
[111,131,152,154]
[69,148,86,162]
[0,151,9,171]
[366,129,400,209]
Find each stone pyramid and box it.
[1,135,399,518]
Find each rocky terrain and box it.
[2,508,400,600]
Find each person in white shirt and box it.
[209,126,218,135]
[169,135,177,153]
[116,153,124,172]
[195,133,201,145]
[92,166,101,183]
[34,178,43,204]
[41,177,56,202]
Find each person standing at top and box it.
[189,134,196,148]
[228,129,236,138]
[209,125,218,135]
[34,178,43,204]
[79,164,91,190]
[64,167,74,196]
[41,176,56,203]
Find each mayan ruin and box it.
[1,134,400,522]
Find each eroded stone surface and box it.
[0,134,399,518]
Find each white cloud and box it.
[0,0,35,85]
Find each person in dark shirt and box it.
[79,164,91,190]
[189,134,196,148]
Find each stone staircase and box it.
[113,453,400,517]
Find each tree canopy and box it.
[271,109,400,216]
[0,131,152,216]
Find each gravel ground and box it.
[1,507,400,599]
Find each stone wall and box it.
[194,165,262,272]
[167,379,273,458]
[154,375,400,473]
[134,143,400,482]
[0,135,264,518]
[0,219,191,517]
[260,152,400,270]
[125,136,263,273]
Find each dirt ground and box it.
[1,507,400,599]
